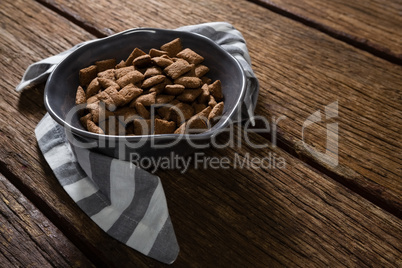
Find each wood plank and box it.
[0,173,94,268]
[0,0,155,267]
[249,0,402,63]
[37,0,402,215]
[159,131,402,267]
[1,2,401,266]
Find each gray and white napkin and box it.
[17,22,259,264]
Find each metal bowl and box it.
[44,28,246,160]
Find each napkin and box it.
[17,22,259,264]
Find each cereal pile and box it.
[75,38,224,135]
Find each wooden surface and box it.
[41,0,402,216]
[249,0,402,63]
[1,0,401,267]
[0,174,94,267]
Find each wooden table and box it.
[1,0,401,267]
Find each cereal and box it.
[174,76,202,88]
[141,74,166,88]
[115,66,135,79]
[177,48,204,65]
[176,88,203,103]
[156,94,175,104]
[160,38,182,57]
[79,65,97,87]
[164,59,192,79]
[86,78,101,98]
[164,84,185,95]
[87,120,104,134]
[144,66,163,78]
[75,86,86,105]
[97,69,115,80]
[149,48,168,57]
[154,118,176,134]
[170,102,194,126]
[208,101,224,122]
[98,77,119,89]
[192,103,207,114]
[116,70,144,88]
[208,95,217,107]
[118,84,143,106]
[194,64,209,77]
[133,54,152,67]
[134,92,157,106]
[76,38,224,135]
[208,80,223,100]
[152,56,174,68]
[125,47,147,65]
[95,59,116,73]
[135,102,150,119]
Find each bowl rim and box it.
[44,27,247,141]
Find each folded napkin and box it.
[17,22,259,264]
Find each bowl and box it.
[44,28,246,160]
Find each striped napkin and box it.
[17,22,259,264]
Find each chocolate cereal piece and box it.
[133,119,152,135]
[157,99,180,119]
[209,80,223,100]
[76,86,86,105]
[87,120,104,134]
[95,59,116,73]
[141,74,166,88]
[170,102,194,126]
[156,94,175,104]
[115,60,126,69]
[201,76,212,85]
[174,116,207,134]
[164,59,192,79]
[194,64,209,77]
[197,83,210,104]
[86,78,101,98]
[80,113,92,127]
[79,65,97,87]
[209,95,217,107]
[154,118,176,134]
[118,84,143,106]
[125,47,147,65]
[134,92,157,106]
[152,56,174,68]
[164,84,185,95]
[115,66,135,80]
[114,106,138,122]
[149,81,168,94]
[86,95,99,104]
[177,48,204,64]
[149,48,168,57]
[174,76,202,88]
[192,103,207,114]
[133,54,152,67]
[135,102,150,119]
[208,101,224,122]
[98,77,119,89]
[176,88,203,102]
[116,70,144,88]
[160,38,182,57]
[144,66,162,78]
[90,105,114,124]
[99,118,126,135]
[97,69,116,80]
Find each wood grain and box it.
[0,173,94,268]
[36,0,402,215]
[249,0,402,63]
[1,1,402,266]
